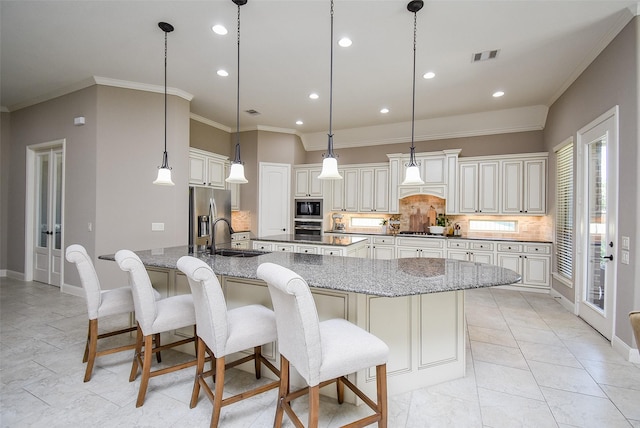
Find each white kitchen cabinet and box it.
[458,161,499,214]
[501,158,546,214]
[496,242,551,289]
[359,167,389,213]
[231,232,250,249]
[189,148,229,189]
[330,168,359,212]
[367,236,395,259]
[396,237,445,258]
[294,167,323,197]
[252,241,274,251]
[446,240,494,264]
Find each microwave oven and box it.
[295,199,323,219]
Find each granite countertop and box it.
[254,234,368,247]
[100,246,520,298]
[324,230,552,244]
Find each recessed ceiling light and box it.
[423,71,435,79]
[493,90,505,98]
[217,69,229,77]
[338,37,352,47]
[296,120,303,125]
[212,25,227,35]
[309,93,319,100]
[380,108,389,114]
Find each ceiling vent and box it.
[472,49,500,62]
[244,109,261,116]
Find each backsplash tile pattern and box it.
[231,210,251,232]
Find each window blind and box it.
[555,142,574,280]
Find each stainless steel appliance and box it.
[294,220,322,238]
[188,186,232,253]
[295,199,323,220]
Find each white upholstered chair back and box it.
[115,250,158,334]
[177,256,229,356]
[65,244,103,320]
[256,262,322,386]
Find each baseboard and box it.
[61,283,84,297]
[3,270,25,281]
[611,334,640,363]
[495,284,550,294]
[549,288,576,313]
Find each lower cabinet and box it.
[446,240,494,264]
[251,240,367,257]
[231,232,250,249]
[496,243,551,290]
[367,236,396,259]
[396,237,445,258]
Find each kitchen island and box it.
[100,246,519,399]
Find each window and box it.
[555,139,574,282]
[468,220,517,233]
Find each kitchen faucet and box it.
[210,217,234,255]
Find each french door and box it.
[577,108,618,340]
[33,147,64,286]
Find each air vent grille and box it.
[244,109,260,116]
[472,49,500,62]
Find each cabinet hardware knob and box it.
[602,255,613,261]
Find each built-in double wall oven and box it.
[294,199,323,238]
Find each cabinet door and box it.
[189,153,207,185]
[397,247,419,258]
[308,168,323,197]
[470,252,494,264]
[371,245,395,260]
[343,169,359,212]
[458,163,478,213]
[359,168,375,212]
[207,158,226,188]
[502,161,523,213]
[373,168,389,212]
[523,159,546,214]
[330,169,345,211]
[447,249,468,261]
[522,255,550,287]
[294,169,311,197]
[420,249,444,258]
[497,253,523,283]
[478,161,499,213]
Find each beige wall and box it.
[543,17,639,347]
[190,119,231,156]
[0,112,11,271]
[304,130,545,164]
[93,86,191,284]
[3,86,99,286]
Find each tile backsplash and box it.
[231,210,251,232]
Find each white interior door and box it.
[33,147,64,286]
[259,162,291,237]
[577,108,618,340]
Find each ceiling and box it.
[1,1,638,150]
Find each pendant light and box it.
[226,0,249,184]
[402,0,425,186]
[317,0,342,180]
[153,22,176,186]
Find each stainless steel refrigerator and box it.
[188,186,232,253]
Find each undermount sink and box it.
[213,249,271,258]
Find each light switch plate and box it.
[621,236,630,250]
[621,250,630,265]
[151,222,164,231]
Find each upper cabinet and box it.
[502,158,546,215]
[359,167,389,212]
[294,167,323,198]
[458,160,499,214]
[189,148,228,188]
[330,168,359,212]
[456,152,547,216]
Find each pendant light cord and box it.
[408,8,418,167]
[327,0,334,157]
[163,28,168,166]
[236,3,241,156]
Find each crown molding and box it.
[190,113,231,132]
[7,76,193,112]
[299,105,549,151]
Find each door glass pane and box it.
[586,138,606,311]
[54,151,63,250]
[37,154,49,248]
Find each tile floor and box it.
[1,276,639,427]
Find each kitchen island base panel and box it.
[150,267,466,401]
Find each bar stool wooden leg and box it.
[211,356,226,428]
[190,337,206,409]
[82,321,92,363]
[155,333,161,363]
[274,356,288,428]
[129,325,143,382]
[336,377,344,404]
[83,319,98,382]
[377,364,388,428]
[308,385,320,428]
[136,334,154,407]
[254,346,262,379]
